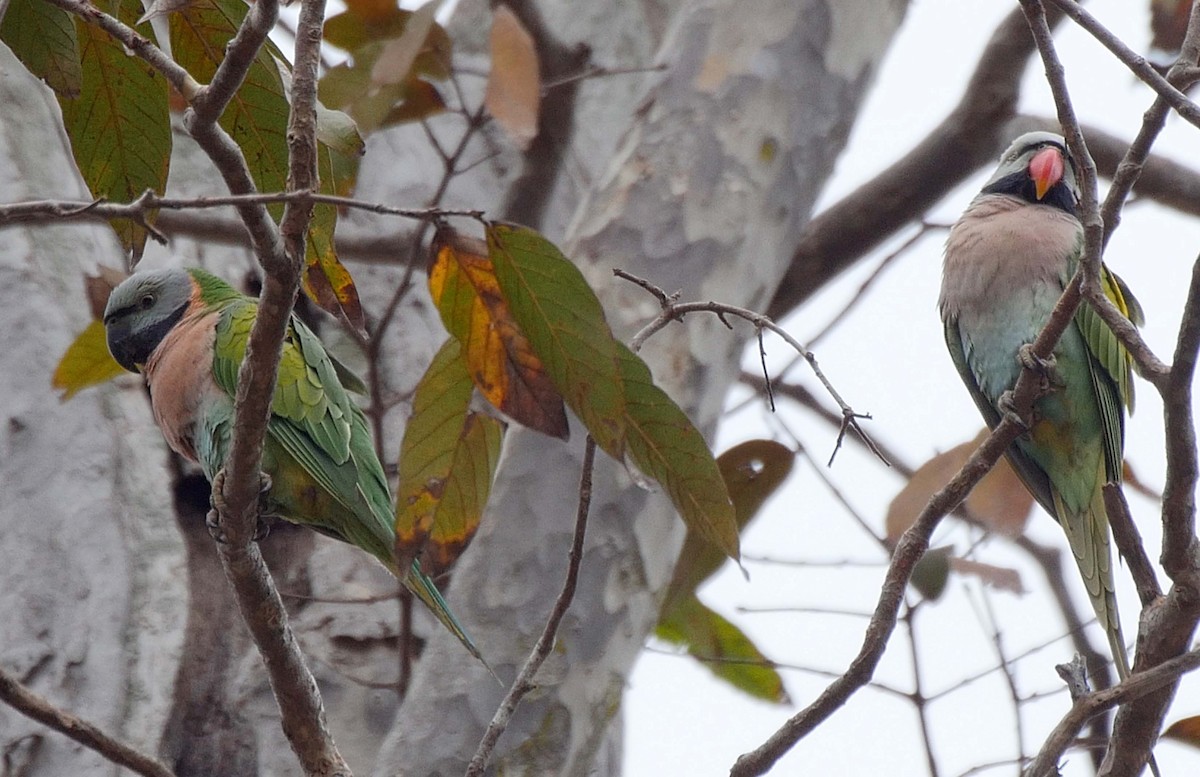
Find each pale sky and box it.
[626,2,1200,775]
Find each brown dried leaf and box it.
[370,0,439,88]
[85,267,128,320]
[484,4,540,150]
[886,429,1033,542]
[1163,715,1200,749]
[949,557,1026,594]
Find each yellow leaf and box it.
[428,226,568,439]
[395,339,504,576]
[301,250,366,336]
[886,429,1033,542]
[484,4,540,150]
[52,320,126,400]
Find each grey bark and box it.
[373,0,905,774]
[0,42,186,775]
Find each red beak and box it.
[1028,146,1064,201]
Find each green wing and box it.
[212,300,391,534]
[943,315,1056,516]
[1074,263,1141,484]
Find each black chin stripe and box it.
[119,299,189,369]
[981,171,1077,216]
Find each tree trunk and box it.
[374,0,905,774]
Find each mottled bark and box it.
[373,1,904,774]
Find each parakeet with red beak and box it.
[939,131,1144,679]
[104,267,482,662]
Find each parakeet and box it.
[104,267,483,662]
[939,131,1144,680]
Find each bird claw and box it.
[206,469,276,544]
[997,390,1029,431]
[1017,344,1063,387]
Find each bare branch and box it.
[766,6,1061,319]
[466,438,597,777]
[729,412,1026,776]
[1027,647,1200,777]
[1042,0,1200,130]
[616,270,883,464]
[0,668,176,777]
[0,192,484,231]
[41,0,200,99]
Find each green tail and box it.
[398,560,483,661]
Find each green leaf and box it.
[171,0,290,212]
[395,339,504,576]
[52,320,126,400]
[656,595,789,704]
[171,0,357,328]
[665,440,793,608]
[910,545,953,601]
[617,342,738,559]
[486,222,626,457]
[1,0,82,98]
[57,0,170,259]
[316,101,366,157]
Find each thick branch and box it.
[466,438,597,776]
[1026,647,1200,777]
[766,6,1059,319]
[0,668,176,777]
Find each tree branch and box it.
[0,667,176,777]
[1026,647,1200,777]
[466,437,597,777]
[766,6,1059,319]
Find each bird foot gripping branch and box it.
[205,469,275,544]
[1017,343,1064,389]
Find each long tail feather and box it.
[389,559,501,683]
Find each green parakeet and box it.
[939,131,1144,680]
[104,267,483,662]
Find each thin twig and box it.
[466,437,597,777]
[0,668,176,777]
[0,192,484,229]
[615,269,885,466]
[1042,0,1200,130]
[1026,647,1200,776]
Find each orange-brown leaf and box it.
[1163,715,1200,749]
[428,226,568,439]
[343,0,398,24]
[484,4,540,150]
[1150,0,1193,59]
[886,429,1033,542]
[949,557,1026,594]
[302,252,365,336]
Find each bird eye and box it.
[139,294,155,309]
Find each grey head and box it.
[980,131,1080,215]
[103,268,194,373]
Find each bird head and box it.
[103,268,194,373]
[981,131,1080,215]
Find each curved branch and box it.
[1026,647,1200,777]
[766,6,1059,319]
[0,668,176,777]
